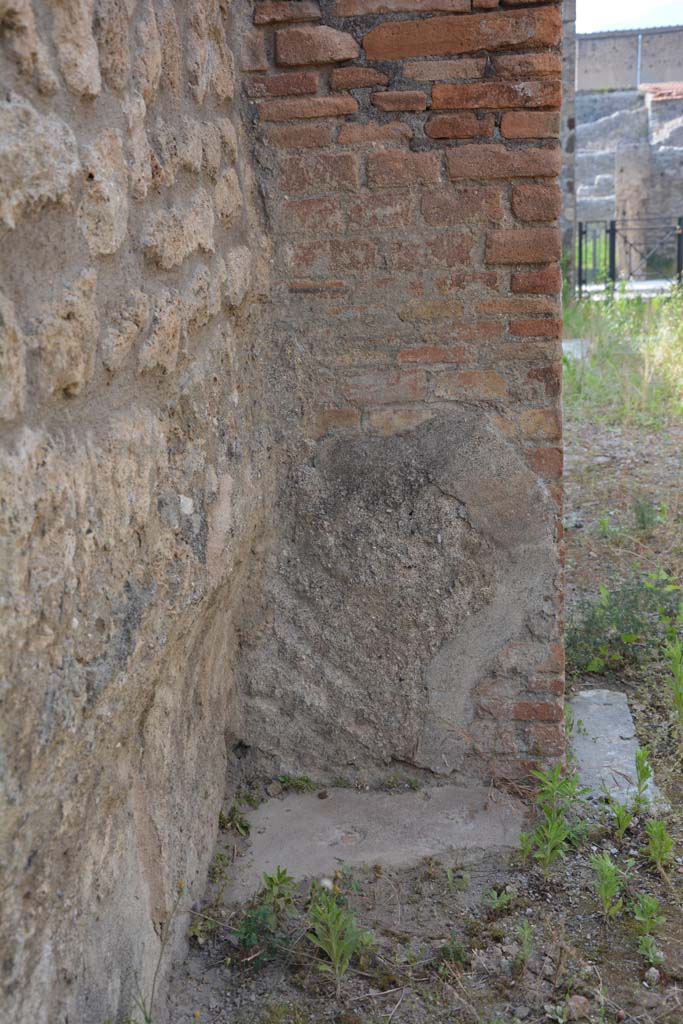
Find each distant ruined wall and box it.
[560,0,576,264]
[575,86,683,271]
[577,26,683,93]
[1,2,565,1022]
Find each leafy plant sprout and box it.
[645,819,675,877]
[664,636,683,745]
[638,934,665,967]
[532,808,569,877]
[220,802,250,837]
[278,774,316,792]
[530,763,590,817]
[515,919,534,970]
[262,866,296,917]
[634,747,653,815]
[631,893,666,935]
[590,852,623,923]
[483,887,514,913]
[632,495,659,533]
[306,886,373,997]
[518,831,534,863]
[609,796,635,841]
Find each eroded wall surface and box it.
[237,0,565,785]
[0,2,275,1022]
[1,2,565,1021]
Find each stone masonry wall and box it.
[0,3,275,1022]
[1,2,565,1021]
[577,26,683,93]
[237,0,565,786]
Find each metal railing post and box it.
[677,216,683,284]
[577,221,585,297]
[608,220,617,286]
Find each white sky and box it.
[577,0,683,33]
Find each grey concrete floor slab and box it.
[229,785,526,901]
[571,688,664,807]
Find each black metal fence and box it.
[577,216,683,295]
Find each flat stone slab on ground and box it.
[230,784,526,901]
[571,688,664,807]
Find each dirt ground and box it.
[163,414,683,1024]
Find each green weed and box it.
[306,887,373,997]
[278,774,316,792]
[638,934,665,967]
[483,887,514,913]
[446,866,470,892]
[220,803,250,837]
[208,852,229,884]
[438,931,470,969]
[515,920,534,970]
[590,852,623,922]
[664,636,683,743]
[262,866,295,916]
[518,831,534,863]
[631,893,665,935]
[595,514,620,540]
[632,496,660,533]
[530,763,590,816]
[567,572,681,675]
[645,819,675,874]
[188,911,219,948]
[634,747,653,815]
[124,880,185,1022]
[233,909,278,962]
[532,808,570,877]
[609,797,635,841]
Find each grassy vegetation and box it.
[563,287,683,426]
[566,570,682,675]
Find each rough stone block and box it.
[78,130,129,255]
[101,290,150,372]
[0,292,26,420]
[143,190,215,268]
[31,270,99,398]
[214,168,243,224]
[0,93,80,229]
[50,0,102,96]
[137,289,182,372]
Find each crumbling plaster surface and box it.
[239,411,558,780]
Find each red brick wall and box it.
[240,0,565,777]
